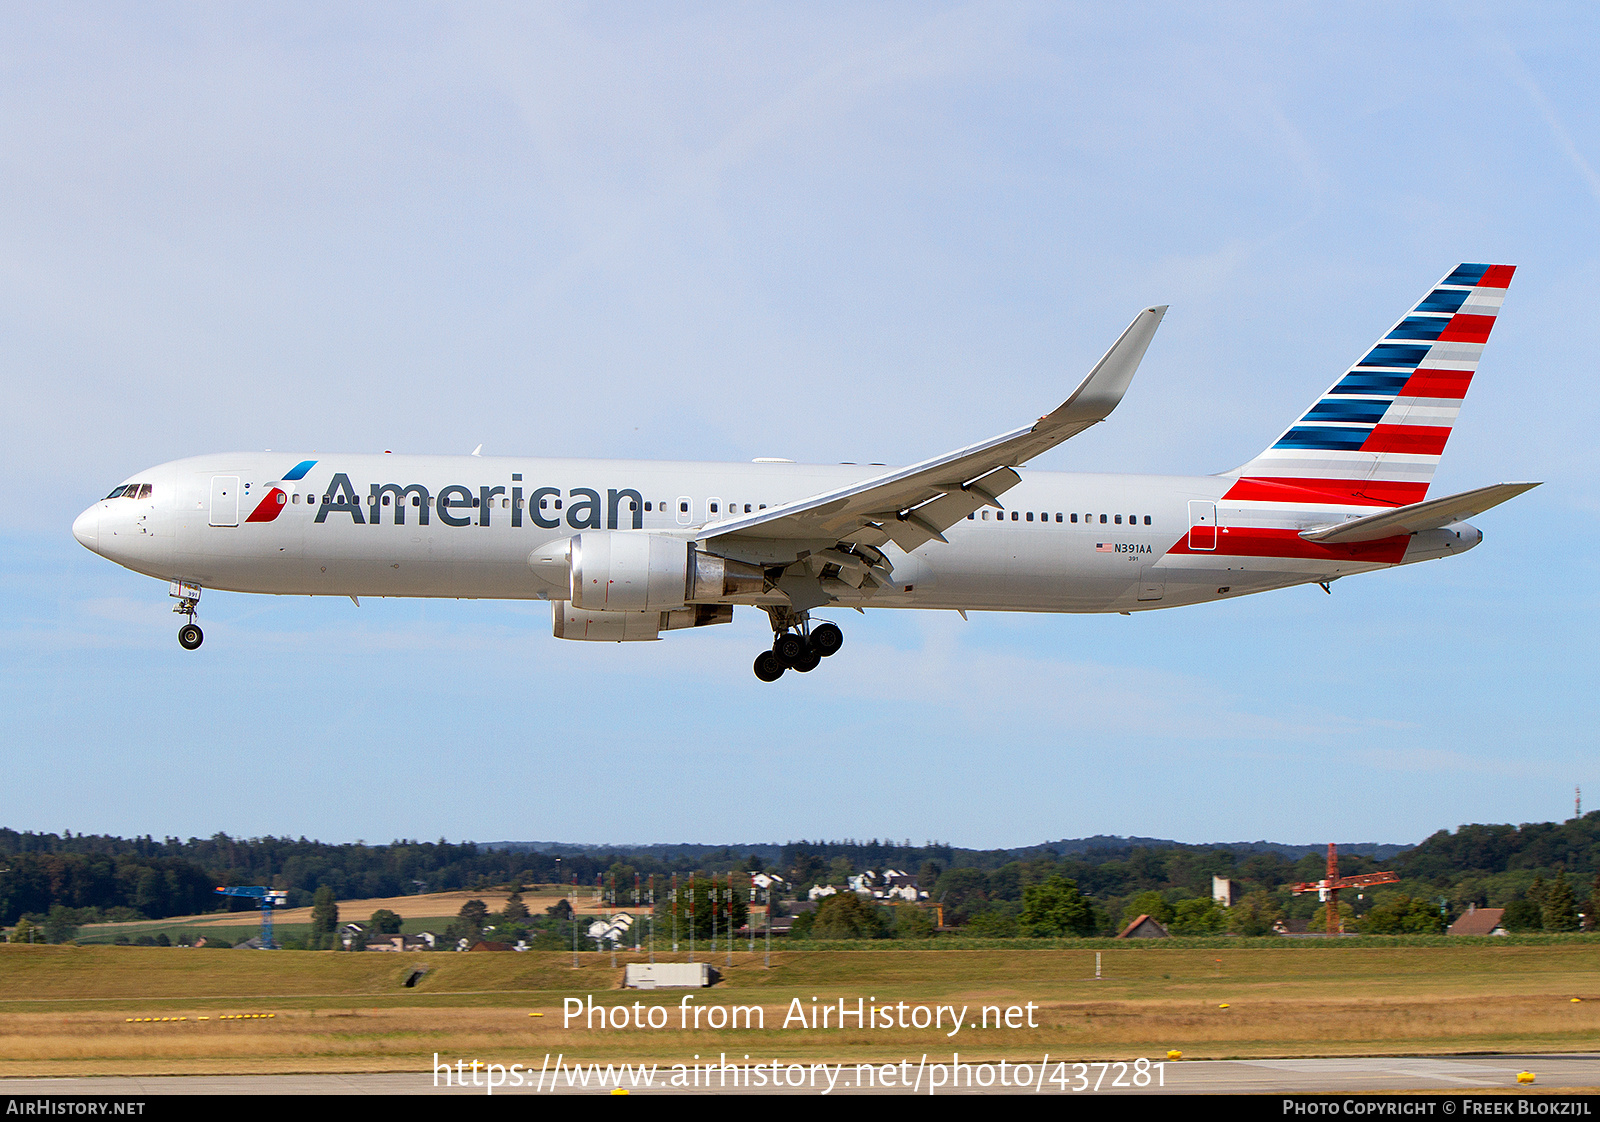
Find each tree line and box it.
[8,813,1600,937]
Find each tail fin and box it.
[1224,263,1515,507]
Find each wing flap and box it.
[1298,482,1539,543]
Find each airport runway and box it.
[4,1054,1600,1095]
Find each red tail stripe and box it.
[1437,313,1496,344]
[1223,477,1428,507]
[1477,264,1516,288]
[1399,369,1473,400]
[1361,424,1451,456]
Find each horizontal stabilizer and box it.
[1299,482,1540,544]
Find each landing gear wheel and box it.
[773,632,806,665]
[810,623,843,656]
[753,650,784,682]
[178,624,204,651]
[791,648,822,673]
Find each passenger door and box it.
[210,476,240,527]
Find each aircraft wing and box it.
[1298,481,1540,544]
[703,305,1167,557]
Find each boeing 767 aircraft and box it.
[74,263,1535,681]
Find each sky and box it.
[1,3,1596,850]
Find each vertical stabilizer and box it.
[1224,264,1514,506]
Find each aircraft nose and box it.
[72,506,99,552]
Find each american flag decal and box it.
[1095,543,1114,553]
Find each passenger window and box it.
[629,502,637,511]
[1099,514,1107,524]
[412,496,421,507]
[710,503,719,514]
[1144,515,1151,525]
[645,502,652,511]
[555,500,562,510]
[981,510,988,520]
[759,504,766,510]
[1115,515,1122,525]
[1011,511,1019,521]
[680,501,688,513]
[1070,513,1077,523]
[968,513,975,520]
[382,495,391,506]
[744,504,752,513]
[1055,513,1062,523]
[1026,512,1034,522]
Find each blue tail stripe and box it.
[1331,372,1410,395]
[1443,264,1490,286]
[1386,316,1448,341]
[1415,289,1469,314]
[1302,400,1391,424]
[1273,427,1372,451]
[1358,344,1430,368]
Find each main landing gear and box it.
[753,609,843,682]
[171,580,203,650]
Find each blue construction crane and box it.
[215,886,289,948]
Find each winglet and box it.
[1040,305,1168,430]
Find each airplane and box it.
[73,263,1537,682]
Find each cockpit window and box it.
[105,483,152,500]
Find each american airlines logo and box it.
[258,471,648,531]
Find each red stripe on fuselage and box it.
[1168,526,1408,564]
[1399,368,1473,399]
[1437,313,1496,344]
[1221,477,1427,507]
[1361,424,1451,455]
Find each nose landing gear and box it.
[753,610,843,682]
[171,580,203,650]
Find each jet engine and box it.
[552,602,734,642]
[561,532,764,611]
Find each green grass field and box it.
[2,940,1598,1077]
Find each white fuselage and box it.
[72,452,1481,616]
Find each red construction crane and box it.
[1289,844,1399,934]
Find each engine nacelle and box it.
[552,602,734,642]
[565,532,763,611]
